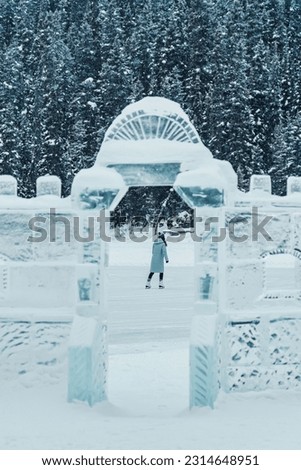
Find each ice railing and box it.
[0,174,105,386]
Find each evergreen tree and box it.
[62,117,88,193]
[203,1,259,189]
[32,9,75,182]
[270,115,301,194]
[0,0,300,198]
[0,40,25,181]
[184,0,214,138]
[0,0,17,49]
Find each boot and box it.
[145,280,151,289]
[159,281,165,289]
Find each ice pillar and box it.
[67,167,126,406]
[189,206,223,408]
[174,166,230,408]
[67,215,108,406]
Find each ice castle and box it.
[1,97,301,408]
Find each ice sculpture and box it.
[71,167,127,211]
[174,164,231,408]
[250,174,272,194]
[0,174,77,379]
[287,176,301,196]
[175,160,301,407]
[200,273,214,300]
[0,175,17,196]
[68,314,107,406]
[0,257,9,300]
[78,278,92,301]
[76,264,97,302]
[174,165,229,208]
[190,315,219,408]
[96,97,213,186]
[1,97,301,410]
[67,166,126,406]
[37,175,62,198]
[104,97,201,143]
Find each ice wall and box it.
[175,169,301,408]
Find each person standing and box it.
[145,233,169,289]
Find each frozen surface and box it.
[109,234,194,267]
[1,238,301,449]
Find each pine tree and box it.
[62,117,88,194]
[281,0,301,119]
[0,40,25,182]
[0,0,17,49]
[270,115,301,194]
[96,0,135,143]
[31,8,75,181]
[203,1,259,189]
[184,0,214,139]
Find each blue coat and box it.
[150,239,169,273]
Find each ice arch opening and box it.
[260,248,301,261]
[260,249,301,301]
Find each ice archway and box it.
[1,98,301,409]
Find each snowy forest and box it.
[0,0,300,206]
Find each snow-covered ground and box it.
[1,236,301,450]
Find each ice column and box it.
[67,213,108,405]
[190,206,224,408]
[36,175,62,198]
[174,166,227,408]
[68,167,127,406]
[287,176,301,196]
[0,175,17,196]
